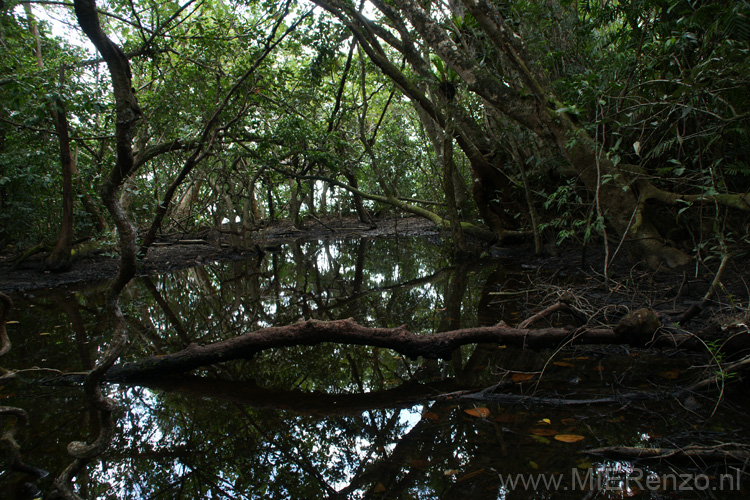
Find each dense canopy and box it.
[2,1,750,498]
[1,0,748,271]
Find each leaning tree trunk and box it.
[395,0,691,267]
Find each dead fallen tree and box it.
[584,444,750,463]
[47,316,747,383]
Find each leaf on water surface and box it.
[6,320,19,324]
[444,469,459,476]
[464,407,490,418]
[537,418,552,425]
[554,434,586,443]
[609,415,625,423]
[511,373,535,382]
[410,459,428,468]
[529,460,539,470]
[422,411,439,421]
[372,482,386,493]
[553,361,575,367]
[39,332,51,336]
[530,435,551,444]
[530,428,558,436]
[560,417,577,425]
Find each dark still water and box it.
[2,236,748,499]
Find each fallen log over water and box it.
[584,444,750,463]
[65,317,746,382]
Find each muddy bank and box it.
[2,214,748,340]
[0,216,440,294]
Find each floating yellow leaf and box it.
[444,469,459,476]
[464,407,490,418]
[538,418,552,425]
[512,373,535,383]
[529,460,539,470]
[39,332,51,336]
[530,428,558,436]
[422,411,439,421]
[5,320,19,325]
[372,482,386,493]
[609,415,625,423]
[554,434,586,443]
[553,361,575,367]
[577,461,593,469]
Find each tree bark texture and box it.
[74,0,142,294]
[86,318,735,383]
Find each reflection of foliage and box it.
[4,237,750,497]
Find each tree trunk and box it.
[343,170,374,227]
[288,178,303,229]
[396,0,690,267]
[45,94,75,272]
[24,6,76,271]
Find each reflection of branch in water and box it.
[137,375,471,415]
[140,277,190,343]
[236,405,339,496]
[330,400,453,499]
[53,295,130,500]
[0,292,12,358]
[318,266,453,316]
[0,292,49,491]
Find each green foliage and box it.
[1,0,747,256]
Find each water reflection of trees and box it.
[100,237,521,498]
[4,237,547,498]
[6,237,747,498]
